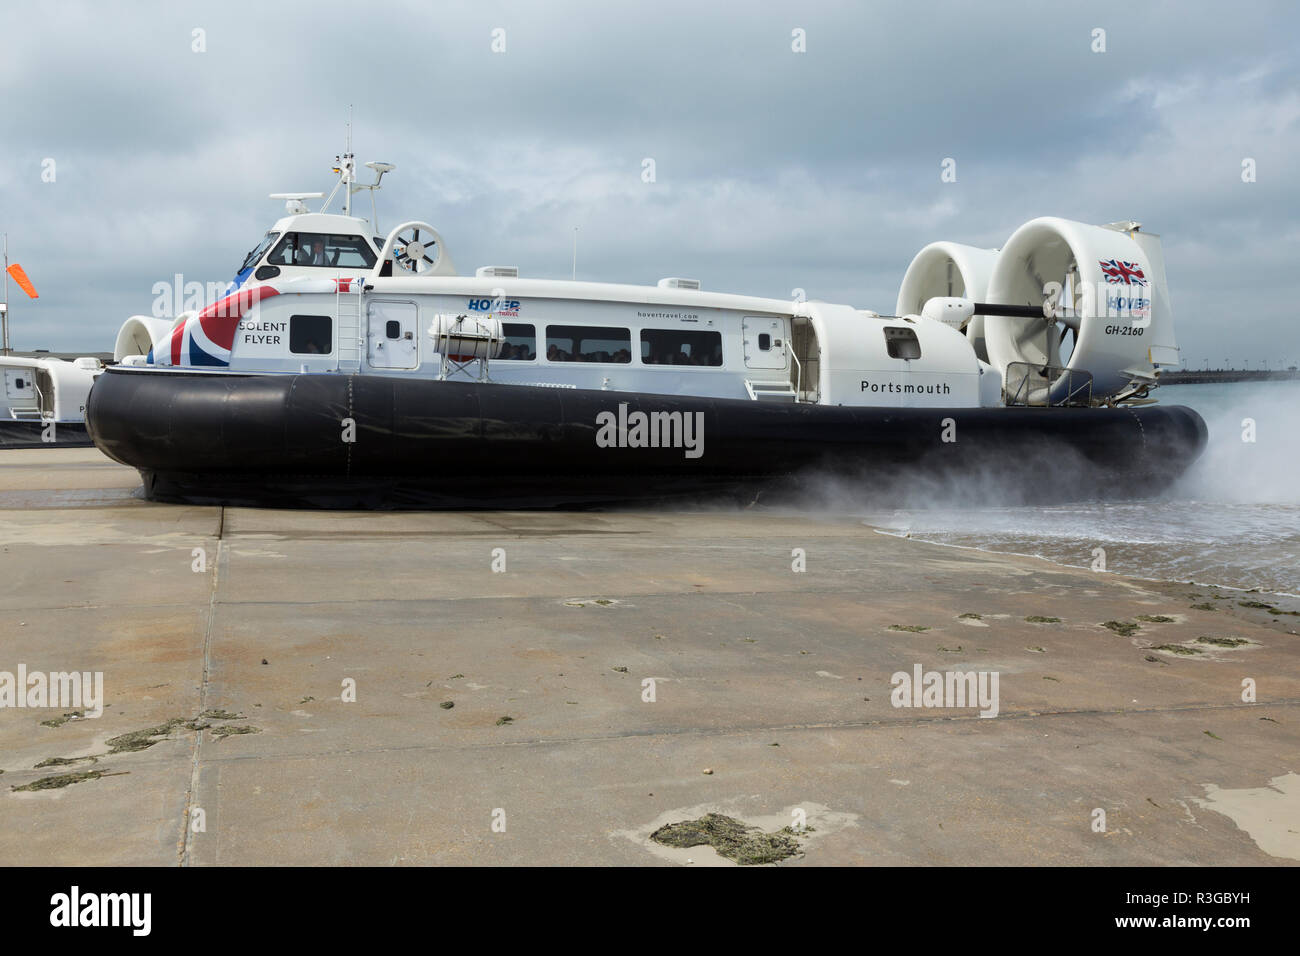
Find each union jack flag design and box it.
[152,285,282,367]
[1098,259,1148,286]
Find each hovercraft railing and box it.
[1003,362,1094,408]
[7,370,56,422]
[6,382,42,420]
[35,369,55,420]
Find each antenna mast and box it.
[343,105,353,217]
[317,108,394,229]
[322,106,356,216]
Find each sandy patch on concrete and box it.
[613,800,859,866]
[1191,772,1300,860]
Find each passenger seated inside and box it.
[501,343,536,360]
[640,329,723,367]
[269,232,377,270]
[288,314,332,355]
[545,326,631,363]
[291,238,327,265]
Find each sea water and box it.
[858,381,1300,594]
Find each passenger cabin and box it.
[119,157,989,411]
[204,253,987,410]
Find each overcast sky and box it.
[1,0,1297,368]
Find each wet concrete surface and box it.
[1,448,1297,865]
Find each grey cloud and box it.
[1,0,1297,369]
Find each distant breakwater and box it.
[1161,369,1299,385]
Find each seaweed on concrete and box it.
[650,813,804,865]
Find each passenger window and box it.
[498,323,537,360]
[639,329,723,366]
[884,326,922,360]
[545,325,632,363]
[758,333,771,351]
[386,320,401,339]
[289,314,333,355]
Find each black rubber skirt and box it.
[85,368,1208,509]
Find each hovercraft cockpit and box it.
[225,153,455,296]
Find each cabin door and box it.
[742,316,788,369]
[4,369,36,402]
[367,299,419,370]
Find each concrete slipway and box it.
[0,448,1296,866]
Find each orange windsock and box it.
[7,263,38,299]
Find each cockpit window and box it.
[239,231,280,272]
[266,232,378,269]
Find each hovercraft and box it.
[0,239,103,447]
[86,149,1207,508]
[0,353,102,448]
